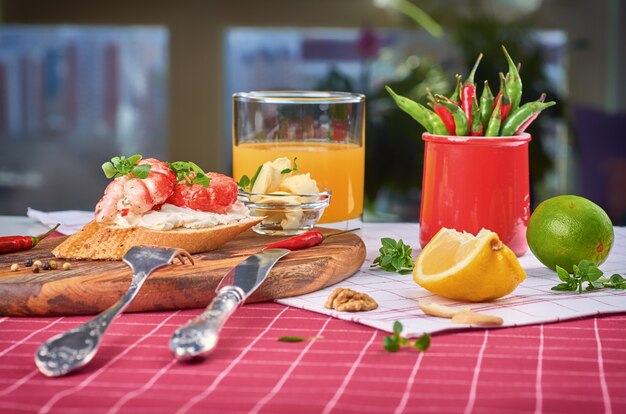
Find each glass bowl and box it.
[238,187,331,235]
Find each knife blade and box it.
[169,248,289,360]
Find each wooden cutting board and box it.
[0,228,366,316]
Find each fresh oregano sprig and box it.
[101,154,151,179]
[280,157,299,174]
[371,238,415,274]
[278,335,323,343]
[552,259,626,293]
[383,321,431,352]
[238,164,262,192]
[168,161,211,188]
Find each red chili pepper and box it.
[261,228,359,251]
[428,88,455,135]
[461,53,483,128]
[499,73,512,122]
[0,224,60,254]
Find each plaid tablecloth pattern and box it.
[1,223,625,413]
[1,304,625,413]
[278,224,626,337]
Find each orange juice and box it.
[233,141,364,223]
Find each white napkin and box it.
[27,208,93,235]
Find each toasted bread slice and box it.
[52,217,263,260]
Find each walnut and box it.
[324,288,378,312]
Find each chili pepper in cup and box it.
[428,89,455,135]
[436,95,468,136]
[502,45,522,111]
[501,97,556,136]
[485,96,502,137]
[470,96,483,136]
[479,80,494,129]
[261,229,359,251]
[0,224,60,254]
[449,74,462,104]
[461,53,483,126]
[498,73,512,122]
[386,86,447,134]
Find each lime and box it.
[526,195,614,273]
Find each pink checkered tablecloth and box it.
[1,304,625,414]
[1,220,625,413]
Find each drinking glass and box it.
[232,91,365,225]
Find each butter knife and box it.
[169,248,289,360]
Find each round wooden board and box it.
[0,228,366,316]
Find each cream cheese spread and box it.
[112,202,250,231]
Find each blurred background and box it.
[0,0,624,225]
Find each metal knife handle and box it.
[169,285,245,360]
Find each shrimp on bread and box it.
[95,157,176,222]
[54,156,262,260]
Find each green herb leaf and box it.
[238,164,263,192]
[383,321,432,353]
[238,175,250,189]
[393,321,403,335]
[551,260,626,294]
[556,266,571,282]
[278,336,306,342]
[102,162,118,179]
[383,336,400,352]
[371,238,415,273]
[279,157,300,175]
[551,283,575,292]
[101,154,149,179]
[414,333,431,352]
[168,161,211,187]
[132,164,151,179]
[278,336,323,343]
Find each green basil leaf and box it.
[414,333,431,352]
[393,321,403,335]
[192,173,211,188]
[383,336,400,352]
[133,164,151,179]
[556,266,570,282]
[381,238,396,250]
[127,154,142,165]
[248,164,263,191]
[278,336,306,342]
[238,175,250,189]
[102,162,118,179]
[551,283,575,291]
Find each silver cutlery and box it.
[34,246,193,377]
[169,248,289,360]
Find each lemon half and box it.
[413,228,526,302]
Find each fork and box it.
[34,246,194,377]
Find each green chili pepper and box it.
[386,85,432,132]
[470,96,483,136]
[485,96,502,137]
[479,80,494,129]
[499,72,512,122]
[449,74,462,104]
[502,45,522,112]
[500,100,556,136]
[435,95,468,136]
[386,86,448,135]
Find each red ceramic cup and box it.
[419,133,531,256]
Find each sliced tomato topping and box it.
[166,172,238,214]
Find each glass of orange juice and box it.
[232,91,365,226]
